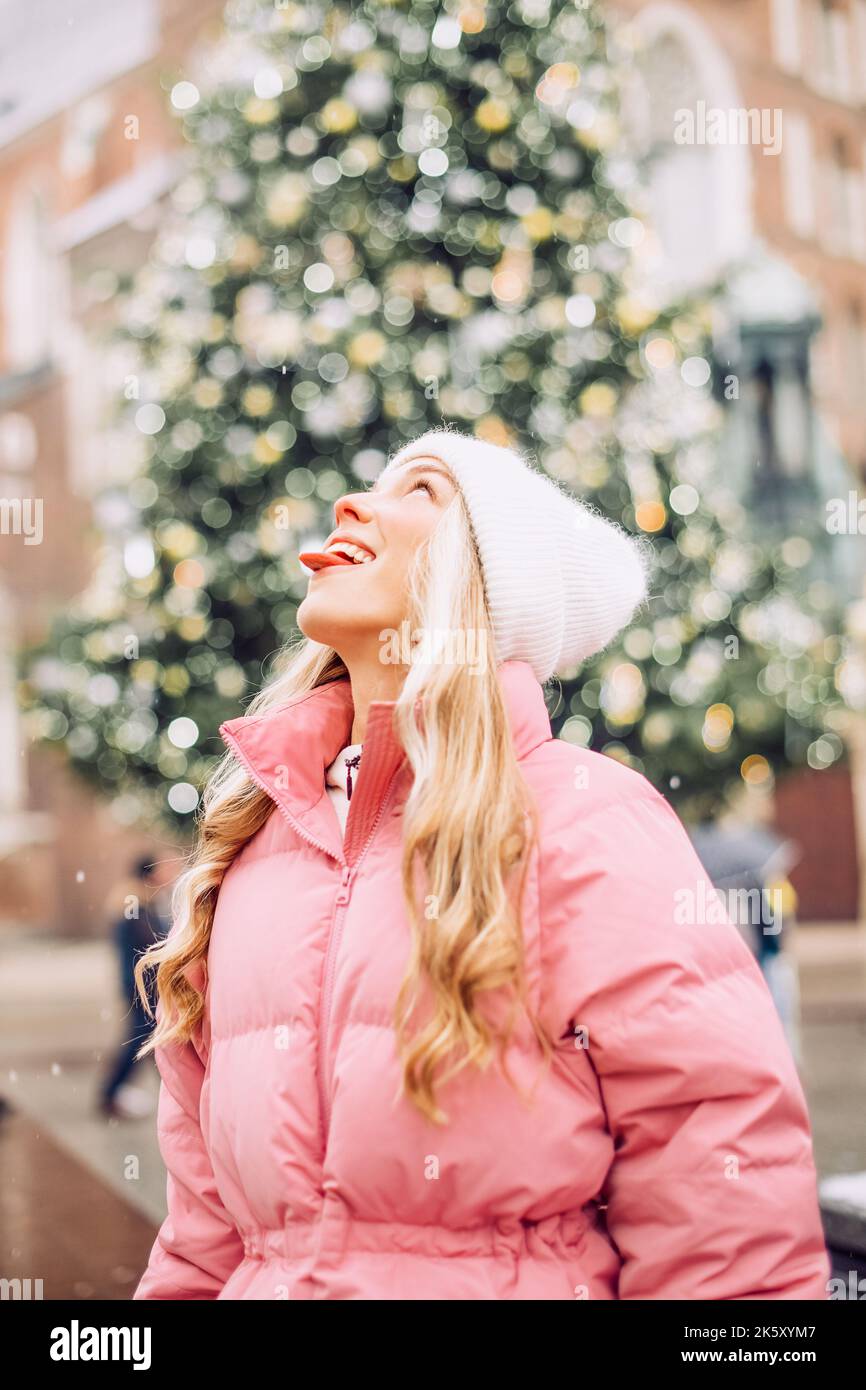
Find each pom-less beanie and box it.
[381,427,651,684]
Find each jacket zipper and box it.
[222,727,404,1150]
[317,864,355,1147]
[317,766,403,1144]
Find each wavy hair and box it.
[134,462,555,1124]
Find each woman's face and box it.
[297,456,458,656]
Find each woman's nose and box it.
[334,492,374,526]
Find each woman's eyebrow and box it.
[368,461,453,495]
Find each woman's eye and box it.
[412,478,435,497]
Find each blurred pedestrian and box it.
[687,818,802,1060]
[97,854,173,1120]
[759,874,803,1066]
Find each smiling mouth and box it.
[298,543,377,573]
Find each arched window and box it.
[621,3,753,292]
[814,0,852,99]
[845,300,866,408]
[0,582,23,816]
[2,182,56,371]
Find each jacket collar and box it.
[219,658,552,867]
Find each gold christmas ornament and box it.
[243,97,280,125]
[475,97,511,132]
[521,207,554,242]
[319,98,358,133]
[242,384,275,417]
[264,172,309,227]
[579,380,618,418]
[347,330,387,368]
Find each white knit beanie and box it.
[381,427,651,684]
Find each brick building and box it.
[617,0,866,467]
[614,0,866,918]
[0,0,223,933]
[1,0,865,931]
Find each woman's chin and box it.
[296,601,336,647]
[297,596,372,649]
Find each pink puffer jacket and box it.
[133,659,830,1300]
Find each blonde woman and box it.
[133,426,830,1301]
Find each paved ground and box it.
[1,931,165,1222]
[0,1103,159,1301]
[791,923,866,1175]
[1,921,865,1297]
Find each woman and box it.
[133,426,830,1301]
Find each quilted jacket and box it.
[133,658,831,1300]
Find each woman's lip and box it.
[299,549,378,573]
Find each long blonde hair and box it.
[134,470,555,1123]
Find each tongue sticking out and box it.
[299,549,356,572]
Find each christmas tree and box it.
[20,0,846,828]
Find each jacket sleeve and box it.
[133,1003,244,1300]
[546,785,831,1301]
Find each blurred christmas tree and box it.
[19,0,846,828]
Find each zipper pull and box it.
[345,752,362,799]
[335,864,353,904]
